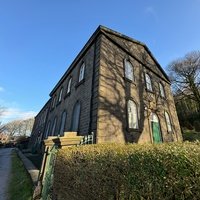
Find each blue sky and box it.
[0,0,200,123]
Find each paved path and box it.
[0,148,13,200]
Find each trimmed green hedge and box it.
[54,143,200,200]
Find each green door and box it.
[151,113,162,143]
[152,122,162,143]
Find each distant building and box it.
[30,26,182,150]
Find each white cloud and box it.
[1,107,36,124]
[0,86,4,92]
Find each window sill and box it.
[64,92,71,99]
[56,101,61,107]
[167,130,173,134]
[160,96,166,100]
[123,77,136,84]
[126,128,140,133]
[76,79,85,88]
[145,88,154,94]
[50,107,55,112]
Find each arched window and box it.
[124,59,134,81]
[67,77,72,94]
[58,88,63,102]
[159,83,165,98]
[78,63,85,82]
[52,95,57,108]
[127,100,138,129]
[45,121,51,138]
[71,101,81,131]
[52,117,57,136]
[165,111,172,132]
[59,111,67,136]
[145,73,153,91]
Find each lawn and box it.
[8,150,33,200]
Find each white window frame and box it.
[159,83,165,98]
[78,63,85,82]
[67,77,72,94]
[52,95,57,108]
[58,88,63,102]
[165,111,172,132]
[145,73,153,91]
[127,100,138,129]
[124,59,134,81]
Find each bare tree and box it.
[3,118,34,136]
[0,106,6,133]
[168,51,200,112]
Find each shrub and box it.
[53,143,200,200]
[182,129,200,141]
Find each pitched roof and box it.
[50,25,170,96]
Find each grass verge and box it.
[8,150,33,200]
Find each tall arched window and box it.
[78,63,85,82]
[59,111,67,136]
[124,59,134,81]
[145,73,153,91]
[71,101,81,131]
[52,117,57,136]
[52,95,57,109]
[67,77,72,94]
[127,100,138,129]
[45,121,51,138]
[159,83,165,98]
[58,87,63,103]
[165,111,172,132]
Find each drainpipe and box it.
[88,38,97,142]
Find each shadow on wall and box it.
[98,48,148,143]
[98,47,173,143]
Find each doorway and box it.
[151,113,162,143]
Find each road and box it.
[0,148,13,200]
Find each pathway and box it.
[0,148,13,200]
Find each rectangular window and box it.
[145,73,153,91]
[159,83,165,98]
[58,88,63,102]
[125,59,134,81]
[127,100,138,129]
[67,77,72,94]
[79,63,85,82]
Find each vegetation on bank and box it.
[8,150,33,200]
[182,129,200,141]
[54,143,200,200]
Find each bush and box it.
[182,129,200,141]
[53,143,200,200]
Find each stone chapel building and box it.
[29,26,182,149]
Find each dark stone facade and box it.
[30,26,182,148]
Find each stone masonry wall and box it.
[96,33,182,144]
[45,36,101,137]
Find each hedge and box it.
[53,142,200,200]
